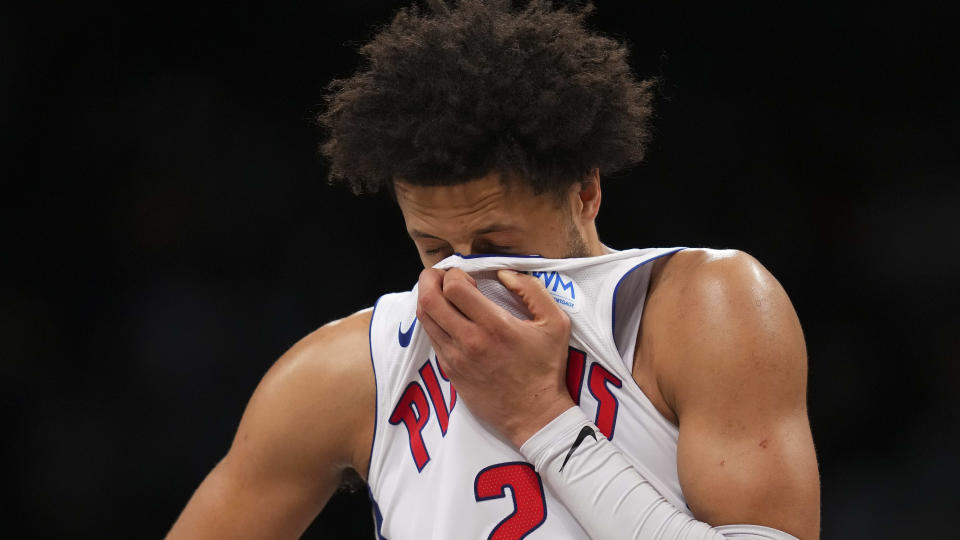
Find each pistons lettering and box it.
[389,357,456,472]
[565,348,622,440]
[388,381,432,471]
[565,347,587,405]
[390,349,624,472]
[419,359,455,435]
[587,363,622,440]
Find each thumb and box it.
[497,269,562,324]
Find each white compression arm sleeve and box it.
[519,407,799,540]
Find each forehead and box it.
[396,175,507,214]
[393,173,559,231]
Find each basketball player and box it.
[167,1,819,538]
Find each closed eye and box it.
[474,245,512,254]
[422,244,511,256]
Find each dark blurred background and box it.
[4,1,957,538]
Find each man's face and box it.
[395,172,594,268]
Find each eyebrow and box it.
[409,224,520,240]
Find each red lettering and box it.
[419,360,454,436]
[474,462,547,539]
[588,363,622,440]
[565,347,586,405]
[388,381,431,471]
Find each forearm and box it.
[519,407,799,540]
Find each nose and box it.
[451,243,473,256]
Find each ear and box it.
[574,168,602,221]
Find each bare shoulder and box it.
[265,308,373,396]
[239,308,375,477]
[647,248,800,340]
[644,248,807,413]
[643,250,819,537]
[166,309,375,539]
[649,248,783,305]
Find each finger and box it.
[445,267,477,287]
[442,269,509,329]
[497,269,565,325]
[417,308,453,357]
[418,268,475,338]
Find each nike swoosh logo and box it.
[398,317,417,348]
[559,426,597,472]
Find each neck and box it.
[584,222,606,257]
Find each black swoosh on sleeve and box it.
[559,426,597,472]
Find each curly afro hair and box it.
[318,0,655,196]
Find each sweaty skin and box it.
[406,172,820,539]
[166,312,376,539]
[167,171,820,539]
[638,250,819,536]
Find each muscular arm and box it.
[641,250,820,538]
[166,310,375,539]
[420,249,819,539]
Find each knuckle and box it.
[436,356,455,376]
[445,349,463,366]
[556,313,572,333]
[442,277,466,297]
[420,268,444,286]
[461,334,483,355]
[441,273,456,290]
[487,314,507,333]
[443,269,470,287]
[418,292,436,311]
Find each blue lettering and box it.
[552,275,575,299]
[532,271,556,290]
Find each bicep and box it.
[167,310,374,539]
[678,407,819,538]
[656,251,820,538]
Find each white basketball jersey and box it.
[366,247,688,539]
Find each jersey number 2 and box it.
[474,462,547,540]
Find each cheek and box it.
[519,223,568,257]
[529,210,584,258]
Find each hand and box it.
[416,267,575,447]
